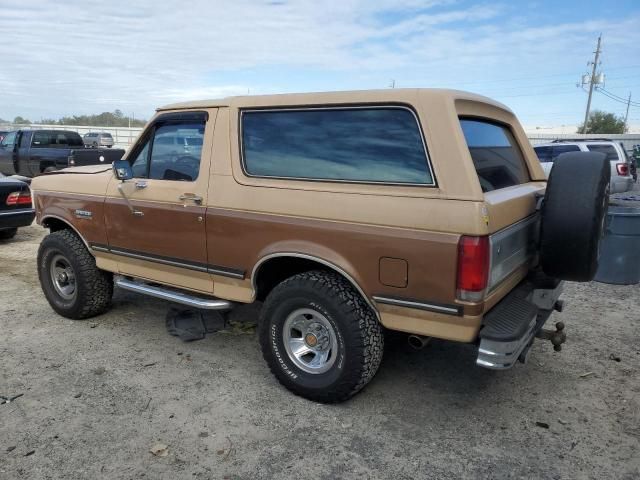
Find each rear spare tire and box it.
[540,151,610,281]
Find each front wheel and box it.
[259,270,384,403]
[37,229,113,319]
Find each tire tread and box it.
[259,270,383,403]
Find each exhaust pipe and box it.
[407,335,431,350]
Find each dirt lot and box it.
[1,225,639,480]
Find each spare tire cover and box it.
[540,151,610,281]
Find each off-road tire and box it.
[37,229,113,319]
[0,228,17,240]
[259,270,384,403]
[540,151,610,281]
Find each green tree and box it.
[13,116,31,125]
[578,110,626,134]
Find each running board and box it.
[115,277,233,310]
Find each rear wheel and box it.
[540,151,610,281]
[259,270,384,403]
[37,229,113,319]
[0,228,17,240]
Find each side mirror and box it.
[112,159,133,181]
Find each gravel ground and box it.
[1,222,639,479]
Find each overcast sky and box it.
[1,0,639,126]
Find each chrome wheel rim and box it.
[50,254,76,300]
[283,308,339,374]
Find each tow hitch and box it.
[536,321,567,352]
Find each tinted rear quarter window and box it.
[460,119,530,192]
[241,107,433,184]
[585,144,619,161]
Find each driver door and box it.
[103,109,217,293]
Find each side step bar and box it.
[115,276,233,310]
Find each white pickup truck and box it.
[533,139,634,194]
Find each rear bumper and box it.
[476,274,564,369]
[0,208,36,229]
[611,176,634,194]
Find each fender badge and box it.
[99,155,105,162]
[74,209,93,219]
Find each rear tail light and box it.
[616,163,629,176]
[457,235,490,302]
[6,190,32,207]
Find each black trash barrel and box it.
[594,206,640,285]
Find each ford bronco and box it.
[31,89,610,403]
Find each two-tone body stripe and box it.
[91,243,462,316]
[89,243,245,279]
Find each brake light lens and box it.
[6,190,32,207]
[457,236,490,302]
[616,163,629,176]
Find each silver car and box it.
[83,132,114,148]
[533,140,634,194]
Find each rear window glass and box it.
[586,144,619,161]
[241,107,433,184]
[460,119,530,192]
[102,133,113,138]
[552,145,580,160]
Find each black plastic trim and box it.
[372,295,463,316]
[89,243,245,279]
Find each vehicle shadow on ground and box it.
[110,289,509,406]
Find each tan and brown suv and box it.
[32,89,610,402]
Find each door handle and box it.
[134,180,147,189]
[179,193,203,204]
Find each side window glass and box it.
[459,119,530,192]
[586,144,619,161]
[130,139,150,178]
[64,132,84,147]
[54,133,68,146]
[242,108,431,184]
[534,146,552,163]
[148,122,204,182]
[1,131,17,147]
[32,131,51,147]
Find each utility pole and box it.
[623,92,631,132]
[581,35,602,133]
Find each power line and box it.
[444,65,640,89]
[596,88,640,107]
[597,87,640,106]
